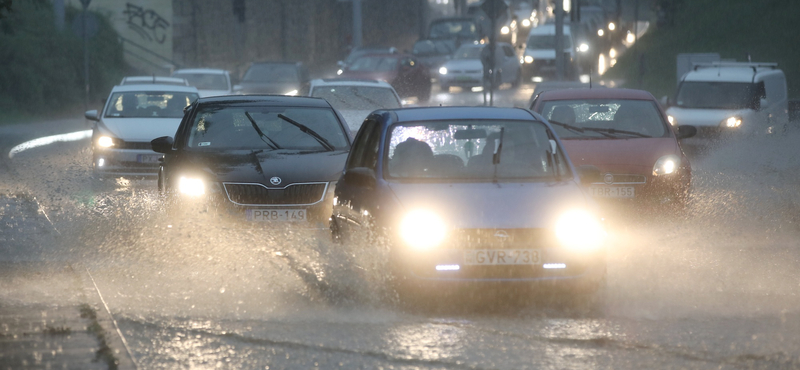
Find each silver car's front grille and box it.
[222,182,328,206]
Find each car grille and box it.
[223,182,327,206]
[448,228,556,249]
[592,174,647,185]
[118,141,152,150]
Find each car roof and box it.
[250,61,302,66]
[386,106,537,123]
[172,68,229,75]
[535,88,655,101]
[310,78,394,88]
[110,84,200,93]
[528,23,571,35]
[196,94,331,107]
[683,63,782,83]
[120,76,189,85]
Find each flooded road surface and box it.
[2,92,800,369]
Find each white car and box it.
[438,42,521,91]
[521,23,576,79]
[307,78,401,133]
[171,68,233,97]
[84,84,200,177]
[120,76,189,86]
[665,62,788,135]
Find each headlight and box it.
[501,26,510,35]
[626,32,635,43]
[721,116,742,128]
[284,89,298,96]
[578,43,589,52]
[97,136,116,148]
[178,176,205,197]
[653,154,680,176]
[608,22,616,31]
[597,29,605,37]
[524,55,534,64]
[337,69,343,75]
[522,19,531,27]
[555,209,605,250]
[667,115,676,126]
[399,209,446,250]
[439,66,448,75]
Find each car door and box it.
[334,119,382,238]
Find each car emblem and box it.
[269,176,282,186]
[603,173,614,185]
[494,230,510,240]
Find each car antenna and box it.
[152,74,156,84]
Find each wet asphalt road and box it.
[2,85,800,369]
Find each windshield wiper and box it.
[277,114,335,151]
[492,127,504,185]
[244,111,281,150]
[583,127,652,138]
[548,120,587,135]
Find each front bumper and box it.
[93,148,161,177]
[587,172,690,209]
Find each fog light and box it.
[97,158,105,167]
[543,263,566,269]
[436,264,460,271]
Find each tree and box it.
[0,0,11,20]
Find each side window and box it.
[346,120,380,170]
[362,123,382,171]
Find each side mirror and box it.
[151,136,174,154]
[84,110,99,121]
[342,167,376,189]
[577,165,601,186]
[676,125,697,139]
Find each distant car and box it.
[337,46,398,73]
[426,17,484,52]
[339,53,432,102]
[119,76,189,86]
[171,68,233,97]
[331,106,607,299]
[150,95,352,227]
[233,61,309,96]
[411,39,455,76]
[521,24,577,80]
[84,84,200,177]
[530,88,697,210]
[438,42,521,91]
[307,78,401,133]
[665,62,788,136]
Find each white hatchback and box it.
[85,84,199,177]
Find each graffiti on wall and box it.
[122,3,170,44]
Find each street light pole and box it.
[80,0,91,111]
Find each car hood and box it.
[237,81,300,95]
[186,149,349,184]
[340,70,397,82]
[387,181,588,229]
[442,59,482,71]
[99,117,182,142]
[665,106,753,127]
[561,137,679,174]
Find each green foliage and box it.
[605,0,800,99]
[0,2,124,119]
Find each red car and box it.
[339,53,432,102]
[530,88,697,210]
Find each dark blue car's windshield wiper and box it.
[277,114,335,151]
[244,111,281,150]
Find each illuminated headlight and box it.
[399,209,446,250]
[597,29,604,37]
[578,43,589,52]
[667,115,676,126]
[653,154,680,176]
[524,55,534,64]
[97,136,116,148]
[439,66,448,75]
[337,69,343,75]
[178,176,205,197]
[522,19,531,27]
[626,32,635,43]
[284,89,298,96]
[501,26,510,35]
[608,22,616,31]
[721,116,742,128]
[555,210,605,250]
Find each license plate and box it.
[246,209,306,222]
[137,154,162,163]
[455,76,476,81]
[463,249,540,265]
[591,186,635,198]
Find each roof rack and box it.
[693,61,778,74]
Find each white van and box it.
[521,24,575,80]
[666,62,788,135]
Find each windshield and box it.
[243,64,299,83]
[428,20,479,39]
[539,99,669,139]
[385,120,568,181]
[172,72,229,90]
[676,81,763,109]
[185,105,348,150]
[347,56,398,72]
[103,91,198,118]
[527,34,573,49]
[412,40,453,56]
[311,85,400,110]
[453,45,483,60]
